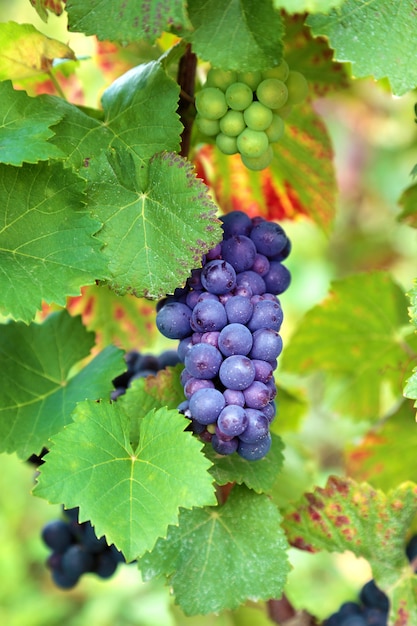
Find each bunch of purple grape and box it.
[156,210,291,461]
[111,349,180,399]
[41,506,126,589]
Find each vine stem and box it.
[47,70,67,100]
[176,44,197,158]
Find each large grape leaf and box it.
[307,1,417,96]
[66,0,191,44]
[282,272,417,419]
[284,477,417,625]
[199,100,336,231]
[274,0,345,11]
[0,81,64,165]
[347,401,417,491]
[0,161,106,323]
[0,22,75,81]
[205,434,284,494]
[34,399,216,562]
[184,0,284,71]
[139,485,290,615]
[0,310,124,459]
[67,284,158,352]
[87,148,222,298]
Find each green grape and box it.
[219,110,246,137]
[285,71,308,105]
[237,70,263,90]
[262,60,289,82]
[195,114,221,137]
[237,128,269,158]
[225,82,253,111]
[256,78,288,110]
[206,68,238,91]
[265,114,284,143]
[273,104,293,119]
[243,102,273,131]
[216,133,239,155]
[195,87,228,120]
[241,145,273,171]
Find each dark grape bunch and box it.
[323,534,417,625]
[156,210,291,461]
[194,61,308,171]
[41,507,126,589]
[111,348,180,399]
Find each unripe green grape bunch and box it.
[194,61,308,171]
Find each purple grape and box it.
[263,401,276,422]
[220,210,252,238]
[62,544,94,578]
[201,260,237,295]
[200,331,220,348]
[221,235,257,272]
[189,388,226,424]
[41,520,74,553]
[186,268,203,290]
[218,323,253,356]
[359,580,389,613]
[178,336,194,361]
[206,242,222,260]
[252,359,274,383]
[184,377,215,399]
[225,295,254,324]
[239,408,269,443]
[217,404,248,436]
[223,388,245,406]
[263,261,291,295]
[156,302,192,339]
[81,522,107,553]
[243,381,270,409]
[51,567,79,589]
[249,221,288,257]
[94,549,119,578]
[252,253,270,276]
[184,343,223,379]
[186,289,204,308]
[237,432,272,460]
[247,299,283,332]
[249,328,283,361]
[235,270,266,296]
[219,355,256,390]
[211,434,239,455]
[190,299,227,332]
[157,350,181,368]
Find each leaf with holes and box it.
[0,22,75,81]
[66,0,191,44]
[0,161,106,322]
[185,0,284,71]
[139,485,290,615]
[33,400,216,562]
[307,1,417,96]
[0,81,64,165]
[87,148,222,298]
[0,310,124,459]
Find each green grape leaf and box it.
[66,0,191,44]
[185,0,284,71]
[398,182,417,229]
[205,434,284,494]
[139,485,290,615]
[389,577,417,626]
[407,282,417,330]
[0,22,76,81]
[30,0,68,22]
[281,272,417,419]
[0,161,107,323]
[0,81,64,165]
[0,310,124,459]
[67,284,159,352]
[88,148,221,298]
[307,1,417,96]
[347,401,417,491]
[283,477,417,625]
[144,365,186,411]
[274,0,345,11]
[34,400,216,562]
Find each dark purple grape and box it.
[218,323,253,356]
[238,408,269,443]
[237,432,272,460]
[249,328,283,361]
[61,544,94,578]
[235,270,266,295]
[156,301,192,339]
[263,401,276,422]
[94,549,119,578]
[219,355,256,390]
[81,522,108,553]
[211,434,239,455]
[157,350,181,368]
[178,336,194,361]
[217,404,248,436]
[359,580,389,613]
[200,331,221,348]
[247,299,283,332]
[363,607,388,625]
[223,388,245,406]
[263,261,291,295]
[252,359,273,382]
[41,520,74,553]
[184,377,215,399]
[51,567,79,589]
[243,381,270,409]
[184,344,223,379]
[406,535,417,563]
[189,388,226,425]
[206,242,222,259]
[220,210,252,238]
[221,235,257,272]
[201,260,237,295]
[249,220,288,257]
[252,253,270,276]
[190,300,227,332]
[225,295,254,324]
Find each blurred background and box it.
[1,1,416,624]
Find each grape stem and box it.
[177,44,197,158]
